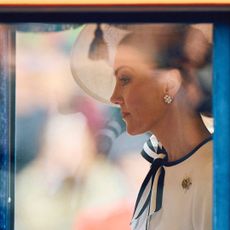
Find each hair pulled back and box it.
[118,24,212,116]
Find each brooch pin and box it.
[181,177,192,191]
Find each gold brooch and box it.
[181,177,192,191]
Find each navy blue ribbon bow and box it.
[131,135,167,225]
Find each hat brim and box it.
[70,24,129,105]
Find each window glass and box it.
[15,23,213,230]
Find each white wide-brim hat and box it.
[70,23,212,106]
[70,24,131,105]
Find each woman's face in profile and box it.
[111,44,170,135]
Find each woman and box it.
[71,23,213,230]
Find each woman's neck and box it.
[152,109,211,162]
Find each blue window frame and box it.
[0,6,230,230]
[0,25,15,230]
[213,23,230,230]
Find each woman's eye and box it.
[119,76,130,86]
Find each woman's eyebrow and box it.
[114,66,133,76]
[114,66,125,77]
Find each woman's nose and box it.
[110,86,123,105]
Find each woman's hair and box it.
[119,24,211,75]
[118,24,212,116]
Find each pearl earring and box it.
[164,94,173,104]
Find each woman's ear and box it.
[164,69,182,97]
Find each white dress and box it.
[131,137,213,230]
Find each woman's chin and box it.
[126,125,146,136]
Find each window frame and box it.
[0,5,230,230]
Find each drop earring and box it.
[164,94,173,104]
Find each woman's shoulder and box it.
[192,140,213,189]
[193,138,212,169]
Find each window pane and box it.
[15,23,213,230]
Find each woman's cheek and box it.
[126,94,141,110]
